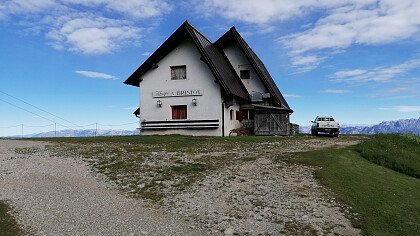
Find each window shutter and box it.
[172,105,187,119]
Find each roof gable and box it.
[124,21,249,100]
[215,27,292,112]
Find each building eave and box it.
[215,27,292,112]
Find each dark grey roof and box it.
[124,21,249,100]
[215,27,292,112]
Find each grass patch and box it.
[354,134,420,178]
[291,148,420,236]
[168,162,208,174]
[14,147,40,155]
[0,201,22,236]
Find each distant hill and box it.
[5,129,139,138]
[300,118,420,135]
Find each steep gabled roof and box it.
[215,27,292,112]
[124,21,249,100]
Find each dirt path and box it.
[0,139,206,235]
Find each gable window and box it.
[171,105,187,119]
[240,70,250,79]
[171,65,186,80]
[230,109,234,120]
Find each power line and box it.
[0,124,22,129]
[97,121,138,127]
[0,90,83,128]
[24,124,55,128]
[0,97,68,127]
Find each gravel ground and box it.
[164,158,359,235]
[0,139,207,235]
[0,137,363,235]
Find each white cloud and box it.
[289,55,325,72]
[330,59,420,83]
[75,70,118,80]
[47,16,141,54]
[332,69,367,79]
[382,87,412,95]
[61,0,172,18]
[195,0,352,25]
[279,0,420,70]
[1,0,171,54]
[0,0,57,15]
[197,1,420,71]
[283,94,303,98]
[378,106,420,113]
[142,51,151,56]
[105,1,172,18]
[322,89,350,94]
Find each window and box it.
[240,70,250,79]
[171,65,186,80]
[172,105,187,119]
[230,109,234,120]
[236,109,254,121]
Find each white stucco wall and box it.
[224,103,241,136]
[139,38,224,136]
[222,41,268,95]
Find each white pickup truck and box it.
[311,116,340,137]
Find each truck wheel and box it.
[334,132,339,137]
[312,130,318,135]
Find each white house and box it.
[124,21,293,136]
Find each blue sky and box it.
[0,0,419,136]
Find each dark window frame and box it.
[170,65,187,80]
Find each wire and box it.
[0,124,22,129]
[24,124,55,128]
[0,90,83,128]
[98,121,138,127]
[0,98,67,127]
[55,123,96,128]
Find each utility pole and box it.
[21,124,23,138]
[54,123,57,137]
[95,123,97,137]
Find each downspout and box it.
[221,100,226,137]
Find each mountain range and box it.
[300,118,420,135]
[2,118,419,138]
[4,129,139,138]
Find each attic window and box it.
[171,65,186,80]
[240,70,250,79]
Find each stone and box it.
[224,227,235,236]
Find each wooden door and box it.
[254,111,289,135]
